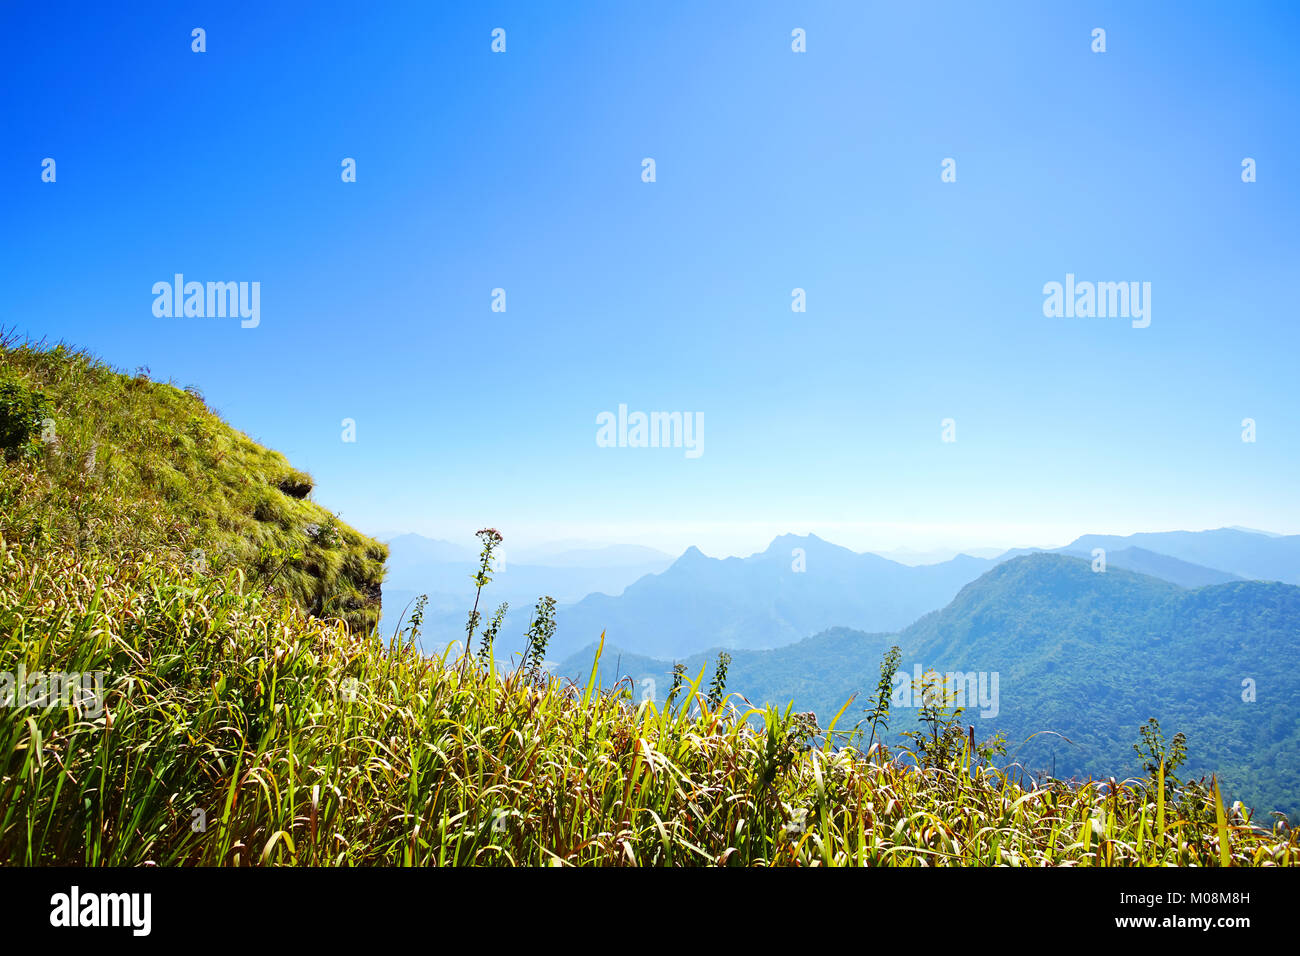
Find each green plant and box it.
[0,378,53,460]
[253,541,304,594]
[1134,717,1188,800]
[307,513,341,549]
[479,602,508,664]
[865,644,902,754]
[523,595,557,673]
[464,527,503,657]
[667,662,686,708]
[707,651,732,710]
[404,593,428,645]
[902,670,968,770]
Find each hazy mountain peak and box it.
[760,532,851,559]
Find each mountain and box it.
[996,535,1256,586]
[549,534,1000,661]
[1060,528,1300,585]
[549,530,1264,664]
[900,553,1300,820]
[1056,545,1240,588]
[869,546,1007,565]
[561,553,1300,820]
[393,527,1290,662]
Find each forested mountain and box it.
[561,554,1300,820]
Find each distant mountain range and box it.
[1052,529,1300,585]
[384,527,1300,665]
[545,528,1298,661]
[1053,546,1239,587]
[549,534,995,661]
[559,552,1300,821]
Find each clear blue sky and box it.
[4,1,1297,557]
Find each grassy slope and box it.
[0,335,386,633]
[2,541,1296,865]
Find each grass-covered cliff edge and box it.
[0,333,386,633]
[1,336,1295,866]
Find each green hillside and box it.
[903,554,1300,822]
[564,555,1300,822]
[0,334,387,632]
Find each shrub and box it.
[0,378,52,459]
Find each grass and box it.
[0,332,387,633]
[1,537,1295,866]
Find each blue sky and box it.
[3,1,1298,558]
